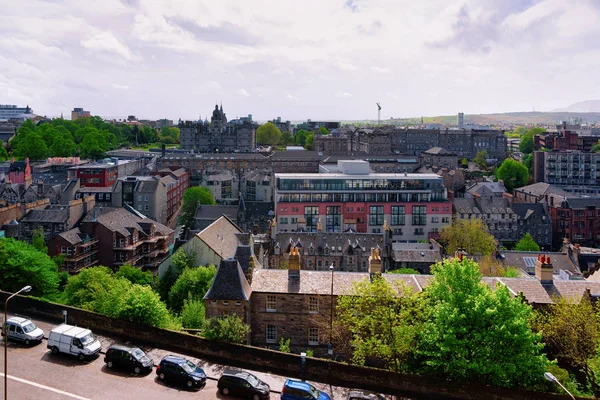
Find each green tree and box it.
[592,140,600,153]
[473,150,488,169]
[280,131,292,146]
[179,187,215,231]
[459,158,468,168]
[0,141,8,161]
[13,132,47,160]
[62,266,128,313]
[519,127,545,154]
[49,131,77,157]
[497,158,529,191]
[256,122,282,146]
[523,153,533,175]
[304,133,315,150]
[168,265,216,312]
[32,227,48,254]
[515,233,541,252]
[279,338,291,353]
[416,258,547,389]
[440,218,497,256]
[115,265,154,287]
[181,297,206,329]
[294,129,309,146]
[0,238,60,298]
[336,275,421,372]
[158,248,195,301]
[79,133,106,159]
[117,284,178,329]
[319,126,329,135]
[388,268,420,275]
[203,315,249,344]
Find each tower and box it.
[458,112,464,129]
[376,102,381,127]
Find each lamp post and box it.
[4,285,32,400]
[544,372,575,400]
[328,263,334,358]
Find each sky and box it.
[2,0,600,122]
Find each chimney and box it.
[368,247,382,279]
[288,246,300,279]
[535,254,553,284]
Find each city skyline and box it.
[2,0,600,121]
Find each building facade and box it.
[71,107,91,120]
[48,228,99,273]
[547,196,600,249]
[273,160,452,242]
[534,151,600,188]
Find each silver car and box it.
[2,316,44,345]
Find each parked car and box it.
[47,324,101,361]
[1,316,44,345]
[347,390,386,399]
[104,345,154,374]
[218,369,270,400]
[281,379,330,400]
[156,355,206,389]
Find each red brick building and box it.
[48,228,99,273]
[72,163,118,188]
[152,168,190,220]
[547,196,600,249]
[8,157,31,185]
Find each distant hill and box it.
[552,100,600,113]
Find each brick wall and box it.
[0,291,578,400]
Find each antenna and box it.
[376,102,381,126]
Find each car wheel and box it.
[78,353,85,361]
[24,339,30,346]
[222,387,229,395]
[186,380,193,388]
[159,372,165,380]
[51,346,59,354]
[253,394,260,400]
[134,366,141,374]
[107,361,114,368]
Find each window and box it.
[369,206,384,226]
[144,195,149,201]
[442,217,450,223]
[431,216,439,223]
[266,295,277,312]
[391,206,405,225]
[144,205,149,211]
[61,246,66,254]
[412,206,427,225]
[223,301,229,306]
[326,206,341,232]
[308,327,319,345]
[308,296,318,313]
[266,325,276,343]
[279,217,288,225]
[138,195,142,201]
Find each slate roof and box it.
[195,205,238,221]
[196,215,244,259]
[498,251,578,275]
[241,201,273,220]
[21,208,68,223]
[274,232,385,256]
[453,197,514,215]
[466,181,507,196]
[204,258,252,301]
[58,228,90,245]
[81,206,173,237]
[423,147,456,156]
[270,151,322,160]
[515,182,568,198]
[563,197,600,209]
[511,203,549,221]
[391,242,442,263]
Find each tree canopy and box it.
[168,265,216,312]
[256,122,282,146]
[416,258,547,388]
[0,238,60,298]
[179,187,215,230]
[473,150,488,169]
[203,315,250,344]
[440,218,497,256]
[496,158,529,191]
[115,265,154,287]
[519,127,545,154]
[304,132,315,150]
[515,233,541,252]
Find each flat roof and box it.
[275,173,442,179]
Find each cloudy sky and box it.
[2,0,599,121]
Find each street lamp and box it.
[544,372,575,400]
[328,263,334,358]
[4,285,32,400]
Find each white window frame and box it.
[308,296,318,313]
[266,295,277,312]
[266,325,276,343]
[308,327,319,345]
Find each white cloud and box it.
[286,94,298,101]
[81,31,138,61]
[385,92,399,100]
[370,66,390,74]
[237,88,250,97]
[112,83,130,90]
[335,91,353,98]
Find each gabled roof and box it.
[196,215,244,259]
[511,203,549,221]
[515,182,568,198]
[81,206,173,237]
[423,147,456,156]
[204,258,252,301]
[195,205,238,221]
[391,242,442,263]
[21,208,68,223]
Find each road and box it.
[0,316,390,400]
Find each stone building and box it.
[179,104,256,153]
[420,147,458,169]
[453,196,520,245]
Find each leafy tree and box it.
[79,133,106,159]
[117,284,178,329]
[0,141,8,161]
[592,140,600,153]
[280,131,292,146]
[158,248,195,301]
[294,129,309,146]
[416,258,547,389]
[440,218,496,256]
[515,233,541,252]
[319,126,329,135]
[179,187,215,231]
[496,158,529,191]
[304,133,315,150]
[523,153,533,175]
[256,122,282,146]
[337,275,421,372]
[12,132,47,160]
[168,265,216,312]
[477,255,520,277]
[513,126,528,136]
[115,265,154,287]
[181,297,206,329]
[519,127,545,154]
[459,158,468,168]
[388,268,420,274]
[32,227,48,254]
[0,238,60,298]
[203,315,250,344]
[473,150,488,169]
[49,131,77,157]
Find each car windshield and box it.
[181,360,197,373]
[80,333,95,346]
[246,374,260,387]
[132,348,145,360]
[309,384,320,399]
[22,322,36,333]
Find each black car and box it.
[347,390,386,400]
[218,369,270,400]
[104,345,154,374]
[156,355,207,389]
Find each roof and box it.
[563,197,600,209]
[498,251,577,275]
[515,182,568,198]
[20,208,68,223]
[195,205,238,221]
[270,151,322,160]
[58,228,85,245]
[511,203,549,221]
[81,207,173,237]
[196,215,243,259]
[453,197,513,215]
[391,242,442,263]
[466,181,507,195]
[423,147,456,156]
[203,258,252,301]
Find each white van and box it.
[2,316,44,345]
[47,324,101,361]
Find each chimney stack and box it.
[535,254,553,284]
[288,246,300,279]
[368,247,382,279]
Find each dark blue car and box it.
[156,355,206,389]
[281,379,330,400]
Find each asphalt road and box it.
[0,316,389,400]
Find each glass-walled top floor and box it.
[276,176,443,192]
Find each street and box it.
[0,316,389,400]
